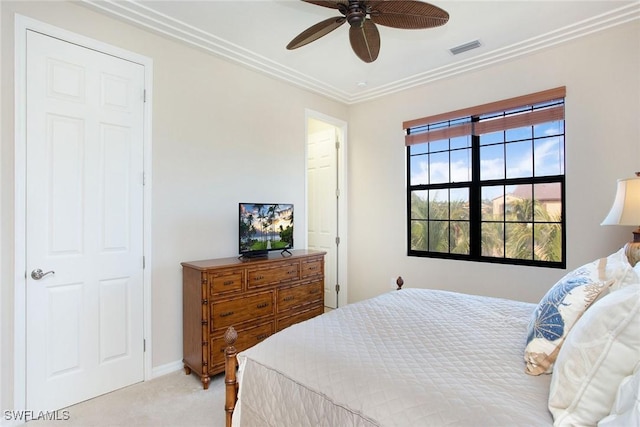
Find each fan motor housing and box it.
[344,1,367,28]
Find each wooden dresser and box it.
[181,249,326,389]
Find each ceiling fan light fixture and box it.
[290,0,450,63]
[449,39,482,55]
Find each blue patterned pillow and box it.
[524,257,613,375]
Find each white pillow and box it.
[598,362,640,426]
[607,247,639,292]
[548,284,640,426]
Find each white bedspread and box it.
[234,288,553,426]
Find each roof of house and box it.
[511,183,561,201]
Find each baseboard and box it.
[150,360,183,379]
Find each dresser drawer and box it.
[276,304,323,332]
[277,280,323,313]
[247,261,299,289]
[209,269,243,294]
[301,257,323,279]
[211,291,273,330]
[210,321,274,373]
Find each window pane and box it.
[482,222,504,257]
[507,184,533,222]
[410,142,428,155]
[429,190,449,220]
[480,145,504,180]
[505,223,533,260]
[450,149,471,183]
[410,191,429,220]
[410,155,429,186]
[429,139,448,153]
[479,130,504,146]
[450,221,470,255]
[534,223,562,262]
[534,120,564,138]
[505,125,532,142]
[534,183,562,221]
[410,220,428,251]
[506,141,533,179]
[429,152,449,184]
[534,136,564,177]
[482,185,504,221]
[429,221,449,253]
[450,188,469,220]
[450,135,471,150]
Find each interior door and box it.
[25,30,145,411]
[307,122,339,308]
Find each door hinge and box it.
[143,339,146,352]
[143,89,147,103]
[335,236,340,245]
[142,173,146,186]
[335,283,340,293]
[143,256,146,269]
[336,188,340,198]
[335,140,340,150]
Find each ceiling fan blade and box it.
[287,16,346,50]
[349,19,380,63]
[301,0,347,9]
[369,1,449,29]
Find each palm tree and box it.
[410,193,429,251]
[410,193,470,254]
[504,198,562,262]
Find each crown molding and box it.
[82,1,639,105]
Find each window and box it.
[405,87,566,268]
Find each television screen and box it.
[239,203,293,257]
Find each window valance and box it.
[404,86,566,146]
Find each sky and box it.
[410,120,564,202]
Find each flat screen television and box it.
[239,203,293,258]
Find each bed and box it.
[223,247,640,427]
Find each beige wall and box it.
[347,21,640,303]
[1,0,639,415]
[0,0,347,411]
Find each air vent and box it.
[449,40,482,55]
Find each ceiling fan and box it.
[286,0,449,63]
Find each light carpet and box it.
[24,371,226,427]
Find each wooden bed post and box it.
[224,326,238,427]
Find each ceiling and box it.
[82,0,640,104]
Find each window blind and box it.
[404,86,566,147]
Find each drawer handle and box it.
[256,302,269,309]
[223,280,234,286]
[287,270,297,275]
[283,296,295,302]
[309,289,320,294]
[308,266,317,270]
[254,275,264,281]
[256,333,269,341]
[219,311,234,318]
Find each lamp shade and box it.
[601,177,640,226]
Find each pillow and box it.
[548,284,640,426]
[606,247,639,292]
[524,257,613,375]
[598,362,640,426]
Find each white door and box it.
[25,30,145,411]
[307,122,340,308]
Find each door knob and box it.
[31,269,55,280]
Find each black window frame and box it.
[405,90,566,269]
